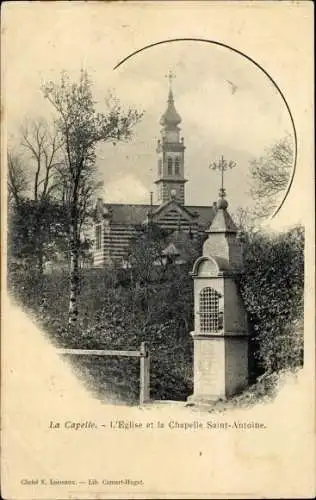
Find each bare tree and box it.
[249,135,294,218]
[233,206,257,233]
[8,121,66,275]
[20,119,64,201]
[42,69,143,329]
[7,151,29,206]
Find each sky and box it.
[3,4,296,217]
[95,41,293,211]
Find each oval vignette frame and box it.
[113,38,297,219]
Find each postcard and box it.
[1,1,315,499]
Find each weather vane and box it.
[209,155,237,199]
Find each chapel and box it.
[93,76,217,266]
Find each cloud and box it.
[104,174,149,204]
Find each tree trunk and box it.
[68,187,80,330]
[68,230,80,330]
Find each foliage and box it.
[126,222,169,285]
[8,199,70,274]
[240,225,304,374]
[249,135,294,218]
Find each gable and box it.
[162,243,179,256]
[151,200,198,232]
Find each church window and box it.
[96,224,102,250]
[199,287,221,332]
[175,157,180,175]
[158,158,162,176]
[167,157,173,175]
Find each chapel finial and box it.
[209,155,237,209]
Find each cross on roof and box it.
[209,155,237,198]
[165,70,176,90]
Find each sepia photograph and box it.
[1,2,314,499]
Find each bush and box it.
[240,225,304,374]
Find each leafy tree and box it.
[42,70,143,329]
[240,225,304,374]
[8,199,69,275]
[249,135,294,218]
[127,222,168,285]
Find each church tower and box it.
[155,72,187,205]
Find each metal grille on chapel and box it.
[199,287,221,332]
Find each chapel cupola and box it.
[155,71,187,206]
[202,191,243,271]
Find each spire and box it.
[160,70,182,128]
[167,70,175,102]
[155,71,187,205]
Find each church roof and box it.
[191,205,218,228]
[103,203,153,224]
[162,243,179,256]
[101,202,216,229]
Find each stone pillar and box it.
[188,197,249,403]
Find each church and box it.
[93,76,218,267]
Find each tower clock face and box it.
[170,188,177,198]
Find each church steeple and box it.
[160,72,182,129]
[155,71,187,205]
